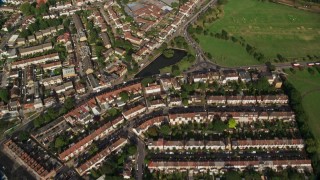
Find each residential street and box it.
[136,137,145,180]
[0,0,318,179]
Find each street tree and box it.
[224,170,241,180]
[20,3,35,16]
[119,91,129,102]
[159,124,171,136]
[55,137,66,150]
[19,131,29,141]
[141,77,154,87]
[228,118,237,129]
[108,108,119,117]
[212,119,228,133]
[0,88,9,103]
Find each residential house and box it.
[232,138,304,150]
[206,96,226,105]
[149,99,166,110]
[41,61,62,71]
[258,95,288,105]
[28,35,36,43]
[59,117,124,161]
[222,70,239,83]
[72,14,87,41]
[11,53,59,69]
[145,84,161,95]
[122,105,146,120]
[101,32,111,49]
[19,43,53,57]
[242,96,257,105]
[62,67,77,79]
[115,48,126,56]
[16,38,26,46]
[168,97,182,107]
[76,138,128,175]
[169,112,207,125]
[226,96,243,105]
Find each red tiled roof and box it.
[59,117,123,160]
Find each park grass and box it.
[160,57,193,74]
[197,36,262,67]
[197,0,320,67]
[160,38,196,74]
[286,69,320,143]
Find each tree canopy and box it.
[159,124,171,136]
[212,119,228,133]
[228,118,237,129]
[0,88,9,103]
[163,49,175,58]
[18,131,29,141]
[119,91,129,102]
[141,77,155,87]
[55,136,66,150]
[224,170,241,180]
[128,145,137,155]
[20,3,35,16]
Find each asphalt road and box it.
[0,33,12,50]
[0,17,22,50]
[0,1,317,179]
[180,0,319,73]
[136,138,145,180]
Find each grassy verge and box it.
[285,68,320,141]
[0,119,20,138]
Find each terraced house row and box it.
[17,70,300,178]
[76,138,128,175]
[62,80,291,126]
[148,159,312,173]
[59,116,124,161]
[206,95,288,105]
[147,138,304,151]
[168,106,295,125]
[4,138,62,180]
[57,102,296,167]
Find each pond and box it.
[135,49,187,78]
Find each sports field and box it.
[197,0,320,67]
[286,69,320,142]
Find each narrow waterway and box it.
[135,49,187,78]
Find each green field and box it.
[197,0,320,67]
[160,56,193,74]
[286,69,320,141]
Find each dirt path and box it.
[297,77,320,87]
[301,88,320,98]
[289,75,320,98]
[275,0,320,13]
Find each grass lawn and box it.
[160,37,196,74]
[197,0,320,67]
[160,57,193,73]
[0,119,20,138]
[197,36,262,67]
[286,69,320,142]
